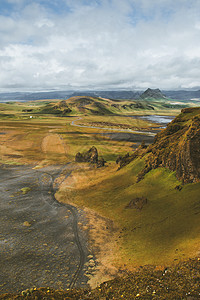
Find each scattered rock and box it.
[23,221,31,227]
[22,109,33,112]
[175,185,182,191]
[125,197,147,210]
[2,257,199,299]
[97,157,106,168]
[20,187,31,194]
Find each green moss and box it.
[20,187,31,194]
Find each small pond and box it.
[138,115,175,125]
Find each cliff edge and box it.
[138,107,200,183]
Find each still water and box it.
[139,115,175,125]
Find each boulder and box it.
[75,152,85,162]
[84,146,98,163]
[75,146,106,167]
[97,157,106,168]
[125,197,147,210]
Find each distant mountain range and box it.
[163,90,200,100]
[0,88,200,102]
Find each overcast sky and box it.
[0,0,200,92]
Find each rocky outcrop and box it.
[75,146,106,167]
[138,107,200,183]
[116,142,147,169]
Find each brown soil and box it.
[80,207,120,288]
[56,191,122,289]
[41,134,67,154]
[56,164,125,288]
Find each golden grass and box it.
[41,134,67,154]
[75,115,158,130]
[0,116,134,165]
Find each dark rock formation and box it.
[97,157,106,168]
[22,109,33,112]
[116,142,147,169]
[75,146,98,163]
[75,146,106,167]
[116,153,131,168]
[62,108,72,114]
[125,197,147,210]
[175,185,182,191]
[140,88,166,99]
[138,107,200,183]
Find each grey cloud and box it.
[0,0,200,91]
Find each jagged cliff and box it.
[138,107,200,183]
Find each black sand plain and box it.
[0,165,92,294]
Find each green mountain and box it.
[35,95,182,117]
[140,88,167,100]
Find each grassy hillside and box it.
[137,107,200,183]
[57,108,200,269]
[0,96,185,119]
[64,96,185,116]
[58,157,200,267]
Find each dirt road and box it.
[0,164,90,293]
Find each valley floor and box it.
[0,101,199,298]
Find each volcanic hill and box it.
[140,88,167,100]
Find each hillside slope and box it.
[138,107,200,183]
[35,96,181,116]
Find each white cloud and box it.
[0,0,200,91]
